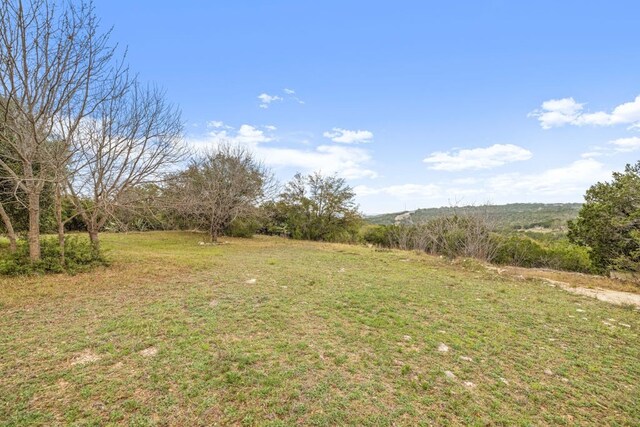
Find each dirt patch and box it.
[140,347,158,357]
[496,265,640,294]
[485,265,640,308]
[70,349,101,366]
[540,278,640,309]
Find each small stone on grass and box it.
[437,343,449,353]
[71,349,101,366]
[245,278,257,284]
[140,347,158,357]
[444,370,456,379]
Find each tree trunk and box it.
[88,225,100,254]
[0,203,17,252]
[27,190,41,261]
[54,184,65,265]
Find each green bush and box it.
[545,241,593,273]
[493,235,548,267]
[0,236,108,276]
[226,218,261,238]
[360,225,390,246]
[493,234,593,273]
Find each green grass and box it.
[1,232,639,425]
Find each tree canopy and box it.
[569,161,640,273]
[267,172,362,242]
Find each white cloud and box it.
[262,144,377,179]
[609,136,640,152]
[487,159,608,197]
[323,128,374,144]
[580,151,604,159]
[207,120,231,129]
[355,158,612,213]
[531,95,640,129]
[186,122,377,180]
[235,124,273,144]
[355,183,441,198]
[258,89,304,108]
[284,88,305,104]
[258,93,283,109]
[529,98,584,129]
[423,144,532,171]
[265,125,277,131]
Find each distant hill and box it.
[366,203,582,231]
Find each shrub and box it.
[360,225,391,246]
[226,218,261,238]
[382,215,498,261]
[493,235,547,267]
[0,236,108,276]
[545,241,593,273]
[493,234,593,273]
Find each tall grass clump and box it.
[362,213,594,273]
[364,213,499,262]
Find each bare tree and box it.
[0,201,17,252]
[166,145,273,242]
[0,0,121,260]
[386,204,500,262]
[66,81,184,251]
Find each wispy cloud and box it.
[356,158,609,212]
[258,93,283,109]
[258,88,304,109]
[186,122,377,180]
[609,136,640,152]
[486,158,608,196]
[530,95,640,129]
[283,88,305,104]
[323,128,373,144]
[355,183,441,198]
[423,144,532,171]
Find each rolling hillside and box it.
[366,203,582,230]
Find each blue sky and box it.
[95,1,640,213]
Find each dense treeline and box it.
[366,203,582,230]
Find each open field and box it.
[1,232,639,426]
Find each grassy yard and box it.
[1,232,639,426]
